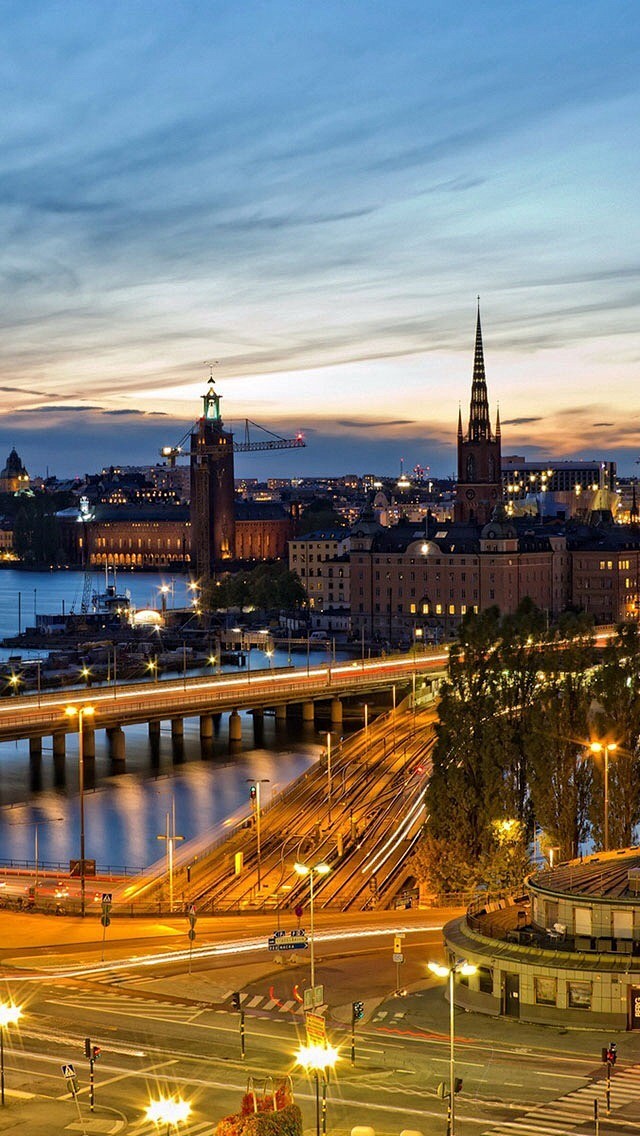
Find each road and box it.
[2,909,640,1134]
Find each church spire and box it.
[457,403,463,440]
[495,403,501,438]
[468,298,492,442]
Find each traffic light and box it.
[84,1037,91,1059]
[249,785,257,803]
[454,1077,463,1094]
[231,991,241,1011]
[352,1000,364,1021]
[92,1046,101,1062]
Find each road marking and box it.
[57,1061,177,1100]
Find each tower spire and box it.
[457,403,463,440]
[468,298,492,442]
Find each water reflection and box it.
[0,713,319,871]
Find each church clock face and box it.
[466,489,475,499]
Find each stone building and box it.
[0,448,29,494]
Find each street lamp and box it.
[147,658,159,683]
[295,1042,338,1136]
[247,779,270,890]
[145,1095,191,1135]
[428,958,477,1136]
[294,861,330,989]
[65,704,95,917]
[589,741,617,852]
[0,1003,22,1106]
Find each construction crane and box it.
[160,420,305,465]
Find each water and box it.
[0,569,334,871]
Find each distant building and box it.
[289,529,350,631]
[0,448,29,494]
[349,310,640,644]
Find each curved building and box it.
[442,849,640,1030]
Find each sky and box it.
[0,0,638,480]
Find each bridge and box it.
[0,649,449,762]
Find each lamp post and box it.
[295,1042,338,1136]
[145,1095,191,1136]
[65,704,95,917]
[247,778,270,890]
[589,742,617,852]
[326,732,332,825]
[294,861,330,989]
[428,959,477,1136]
[0,1003,22,1106]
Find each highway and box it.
[0,649,448,743]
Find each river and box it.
[0,569,332,872]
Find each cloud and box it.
[102,408,167,417]
[502,416,543,426]
[592,421,614,427]
[336,418,415,429]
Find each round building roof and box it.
[530,848,640,902]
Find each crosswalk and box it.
[482,1062,640,1135]
[65,1121,212,1135]
[49,987,325,1020]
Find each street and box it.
[1,908,640,1134]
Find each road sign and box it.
[101,893,113,905]
[61,1063,76,1079]
[393,952,404,964]
[101,913,111,928]
[268,929,309,951]
[393,934,405,955]
[305,1012,326,1046]
[188,928,196,942]
[188,904,197,915]
[303,985,324,1011]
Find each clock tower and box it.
[454,303,502,524]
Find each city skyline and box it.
[1,1,638,478]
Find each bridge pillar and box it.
[82,725,96,760]
[148,720,161,741]
[330,698,343,727]
[200,715,214,739]
[107,726,126,762]
[275,703,287,721]
[52,730,66,759]
[29,736,42,759]
[171,718,184,740]
[229,710,242,742]
[302,701,315,723]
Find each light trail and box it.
[9,922,444,982]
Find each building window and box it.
[567,981,591,1010]
[448,604,455,615]
[535,977,557,1006]
[422,603,429,615]
[574,906,592,936]
[410,603,416,614]
[435,603,442,615]
[478,966,493,994]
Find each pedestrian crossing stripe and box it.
[482,1061,640,1134]
[48,990,326,1018]
[129,1123,211,1135]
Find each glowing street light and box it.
[147,658,159,683]
[428,959,477,1136]
[295,1041,339,1136]
[145,1095,191,1135]
[294,862,330,988]
[589,741,618,852]
[0,1003,22,1106]
[65,704,95,917]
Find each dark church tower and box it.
[454,304,502,524]
[190,376,236,579]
